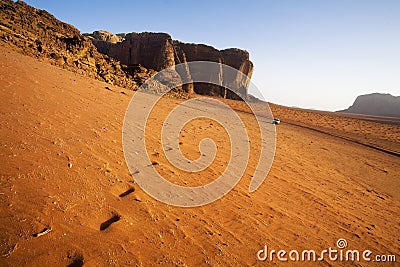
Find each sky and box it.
[23,0,400,111]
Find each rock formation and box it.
[85,30,124,44]
[338,93,400,118]
[0,0,254,100]
[86,31,254,99]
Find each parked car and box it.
[272,118,280,125]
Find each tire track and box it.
[282,120,400,158]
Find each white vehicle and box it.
[272,118,280,125]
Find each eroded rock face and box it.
[0,0,139,89]
[86,31,254,99]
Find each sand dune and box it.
[1,47,399,266]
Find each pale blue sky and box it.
[24,0,400,111]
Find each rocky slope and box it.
[0,0,141,89]
[338,93,400,118]
[85,31,254,99]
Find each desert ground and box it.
[0,46,399,266]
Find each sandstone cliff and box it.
[86,31,254,99]
[338,93,400,118]
[0,0,140,89]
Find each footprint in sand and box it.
[67,252,84,267]
[119,188,135,198]
[110,182,135,198]
[100,213,121,231]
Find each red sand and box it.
[1,47,399,266]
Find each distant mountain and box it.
[338,93,400,118]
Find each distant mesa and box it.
[338,93,400,118]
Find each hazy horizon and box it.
[23,0,400,111]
